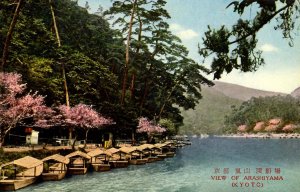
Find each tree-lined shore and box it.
[1,0,299,146]
[0,0,212,147]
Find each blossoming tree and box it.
[44,104,113,148]
[0,72,52,147]
[136,117,166,143]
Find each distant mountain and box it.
[180,85,242,135]
[291,87,300,98]
[211,81,287,101]
[180,81,288,134]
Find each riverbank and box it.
[215,133,300,139]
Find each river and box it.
[19,137,300,192]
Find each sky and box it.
[79,0,300,94]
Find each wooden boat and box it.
[119,147,147,165]
[0,156,43,191]
[87,148,111,172]
[165,151,175,157]
[65,151,91,175]
[152,144,170,159]
[42,154,69,181]
[137,144,160,162]
[162,142,176,157]
[173,136,192,146]
[105,148,128,168]
[146,144,165,161]
[155,143,176,158]
[164,141,177,152]
[175,143,185,148]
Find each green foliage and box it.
[0,0,213,141]
[106,0,213,128]
[0,0,119,104]
[224,95,300,133]
[159,118,177,135]
[199,0,300,79]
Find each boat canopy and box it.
[87,148,111,157]
[42,154,70,164]
[105,148,127,156]
[65,151,91,160]
[119,147,143,154]
[0,156,43,169]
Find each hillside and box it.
[180,81,287,134]
[291,87,300,98]
[212,81,287,101]
[179,86,242,135]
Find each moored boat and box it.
[0,156,43,191]
[105,148,128,168]
[42,154,69,181]
[65,151,91,175]
[119,147,147,165]
[87,148,111,172]
[155,143,175,158]
[142,144,165,161]
[137,144,159,163]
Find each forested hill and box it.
[0,0,213,138]
[180,85,242,134]
[180,81,287,134]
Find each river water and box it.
[19,137,300,192]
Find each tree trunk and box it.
[83,129,90,149]
[147,135,153,144]
[0,126,15,148]
[135,16,143,54]
[68,127,73,145]
[50,0,72,142]
[0,135,5,148]
[130,73,135,99]
[72,134,77,151]
[128,14,143,101]
[131,130,135,145]
[49,0,70,107]
[120,0,138,105]
[1,0,23,71]
[61,64,70,107]
[49,0,61,47]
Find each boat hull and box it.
[166,152,175,158]
[0,177,37,191]
[129,159,147,165]
[147,157,159,163]
[92,164,111,172]
[109,161,128,168]
[156,154,167,160]
[42,171,66,181]
[68,168,87,175]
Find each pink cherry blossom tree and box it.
[237,125,248,133]
[46,104,113,148]
[136,117,166,143]
[0,72,53,147]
